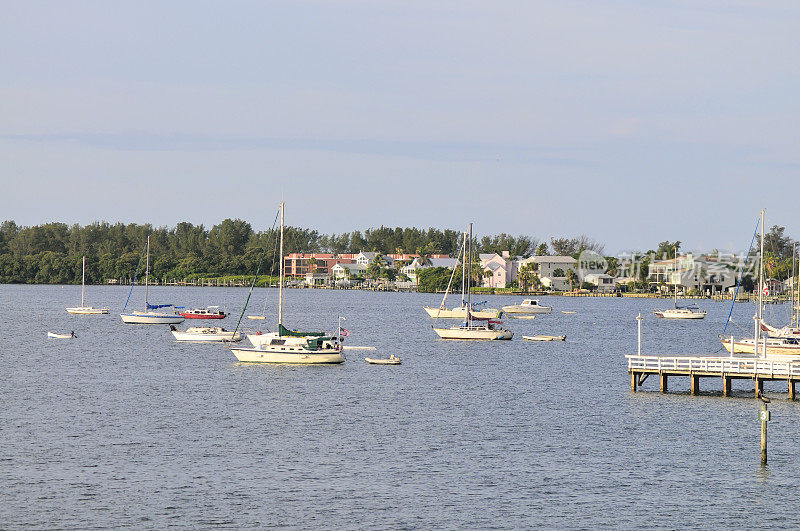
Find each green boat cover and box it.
[306,336,336,350]
[279,324,324,338]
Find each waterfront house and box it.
[519,256,577,291]
[479,252,517,288]
[582,273,616,292]
[331,263,367,281]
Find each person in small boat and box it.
[70,331,76,338]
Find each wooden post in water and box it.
[660,374,668,393]
[760,400,769,466]
[755,379,764,398]
[789,380,796,400]
[690,375,699,395]
[631,372,638,392]
[722,376,732,397]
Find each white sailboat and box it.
[229,202,344,363]
[721,209,800,357]
[432,223,513,341]
[120,236,185,325]
[423,232,501,319]
[760,242,800,339]
[66,256,109,314]
[654,248,706,319]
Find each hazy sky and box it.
[1,1,797,253]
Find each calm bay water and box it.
[2,284,800,528]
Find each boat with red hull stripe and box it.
[179,306,227,319]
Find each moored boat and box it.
[432,223,512,341]
[365,355,401,365]
[502,299,552,315]
[120,236,185,325]
[180,306,227,319]
[66,256,109,315]
[48,331,76,339]
[228,202,344,364]
[170,325,243,342]
[523,335,566,342]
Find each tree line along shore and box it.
[0,219,795,296]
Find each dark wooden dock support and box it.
[755,379,764,398]
[631,372,637,392]
[690,375,700,395]
[722,376,732,397]
[789,380,796,400]
[660,374,668,393]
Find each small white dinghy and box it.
[48,331,76,339]
[365,355,402,365]
[514,315,536,320]
[523,335,566,342]
[562,311,577,314]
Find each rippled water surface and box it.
[3,284,800,528]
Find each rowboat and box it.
[48,331,75,339]
[365,355,402,365]
[523,335,566,342]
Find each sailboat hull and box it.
[721,338,800,356]
[67,307,109,315]
[654,309,706,319]
[424,306,501,319]
[120,312,185,324]
[230,346,344,364]
[432,326,513,340]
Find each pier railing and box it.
[626,355,800,378]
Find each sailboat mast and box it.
[467,223,472,321]
[461,231,467,306]
[789,244,797,326]
[145,235,150,307]
[278,202,284,330]
[756,209,764,356]
[674,247,678,307]
[81,255,86,307]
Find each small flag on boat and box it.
[339,328,350,337]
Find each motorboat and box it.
[502,299,552,315]
[170,325,243,342]
[180,306,227,319]
[66,256,109,314]
[120,236,185,325]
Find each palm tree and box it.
[566,269,579,291]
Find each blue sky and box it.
[1,1,797,253]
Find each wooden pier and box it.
[627,355,800,399]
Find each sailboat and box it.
[229,202,344,363]
[760,242,800,339]
[66,256,109,314]
[432,223,513,340]
[654,248,706,319]
[721,210,800,357]
[423,231,502,319]
[120,236,185,325]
